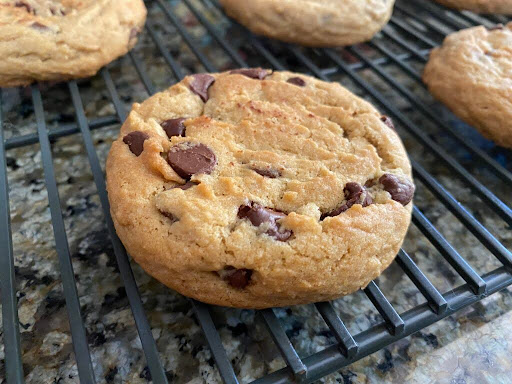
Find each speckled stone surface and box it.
[0,0,511,383]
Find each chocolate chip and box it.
[321,204,346,219]
[160,210,177,222]
[167,143,217,179]
[379,174,415,206]
[229,68,269,80]
[364,178,376,188]
[287,77,306,87]
[488,24,504,31]
[161,118,186,138]
[189,74,215,102]
[321,182,373,219]
[123,131,149,156]
[238,203,292,241]
[174,181,198,190]
[30,22,49,31]
[15,2,32,13]
[238,203,284,227]
[346,182,373,207]
[251,167,281,178]
[380,115,395,131]
[220,267,252,289]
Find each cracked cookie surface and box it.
[0,0,146,87]
[219,0,395,47]
[423,23,512,148]
[106,69,414,308]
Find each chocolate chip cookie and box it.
[423,23,512,148]
[219,0,396,47]
[0,0,147,87]
[106,69,415,308]
[433,0,512,14]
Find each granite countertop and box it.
[1,1,511,383]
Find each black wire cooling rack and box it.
[1,0,511,383]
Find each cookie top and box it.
[219,0,395,47]
[106,69,414,308]
[433,0,512,14]
[0,0,146,87]
[423,23,512,148]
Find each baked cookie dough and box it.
[0,0,147,87]
[423,23,512,148]
[106,68,415,308]
[433,0,512,14]
[219,0,396,47]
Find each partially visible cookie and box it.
[0,0,147,87]
[423,23,512,148]
[106,68,415,308]
[219,0,396,47]
[433,0,512,14]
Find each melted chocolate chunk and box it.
[229,68,269,80]
[287,77,306,87]
[221,267,253,289]
[320,205,346,219]
[251,167,281,178]
[175,181,198,190]
[31,22,49,31]
[189,74,215,102]
[238,203,284,227]
[364,178,376,188]
[159,210,177,222]
[321,182,373,219]
[379,174,415,206]
[161,118,186,138]
[345,182,373,207]
[15,1,32,13]
[167,143,217,179]
[123,131,149,156]
[238,203,292,241]
[380,115,395,131]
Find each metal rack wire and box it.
[1,0,511,383]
